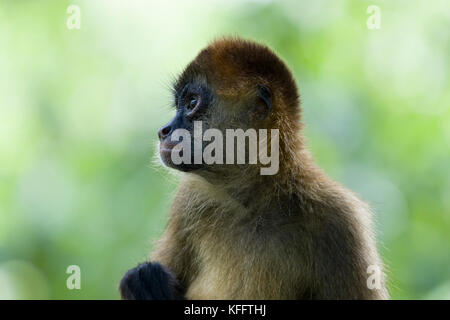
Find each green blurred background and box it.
[0,0,449,299]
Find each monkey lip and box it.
[159,141,179,155]
[160,145,174,153]
[160,148,174,155]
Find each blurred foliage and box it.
[0,0,449,299]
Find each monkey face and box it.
[158,76,278,175]
[158,79,214,172]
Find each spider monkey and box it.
[119,37,389,300]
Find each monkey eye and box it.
[187,95,199,110]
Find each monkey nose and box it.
[158,124,172,140]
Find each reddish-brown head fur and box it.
[176,37,300,119]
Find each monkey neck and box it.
[194,135,320,211]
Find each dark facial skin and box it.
[158,80,214,171]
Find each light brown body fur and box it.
[153,149,388,299]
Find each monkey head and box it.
[158,38,301,176]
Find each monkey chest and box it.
[185,223,304,299]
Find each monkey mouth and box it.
[159,146,177,161]
[159,141,184,165]
[160,147,174,154]
[159,140,179,154]
[159,140,202,172]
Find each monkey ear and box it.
[256,84,272,115]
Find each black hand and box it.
[119,262,184,300]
